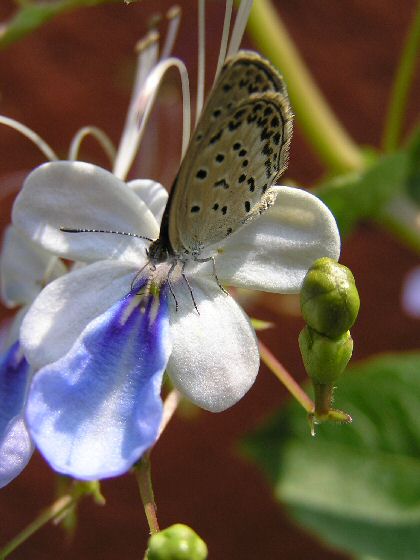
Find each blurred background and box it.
[0,0,419,558]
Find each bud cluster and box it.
[298,257,360,422]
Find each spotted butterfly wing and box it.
[167,50,293,256]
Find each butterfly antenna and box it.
[60,228,154,242]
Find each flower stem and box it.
[134,389,182,538]
[246,0,364,173]
[0,493,78,558]
[135,453,160,535]
[382,1,420,152]
[259,340,314,413]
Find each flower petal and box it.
[216,185,341,292]
[128,179,168,224]
[0,419,33,488]
[0,341,33,488]
[402,266,420,318]
[26,289,171,480]
[167,278,259,412]
[1,225,66,308]
[20,260,138,371]
[12,161,159,264]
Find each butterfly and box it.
[62,51,293,309]
[148,50,293,271]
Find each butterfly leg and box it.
[167,262,179,312]
[180,261,199,315]
[131,261,151,292]
[194,256,228,295]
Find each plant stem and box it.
[383,1,420,152]
[135,453,160,535]
[134,390,182,539]
[247,0,364,174]
[313,383,333,419]
[259,340,314,413]
[0,493,78,558]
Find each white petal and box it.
[12,161,159,264]
[1,225,66,308]
[167,278,259,412]
[216,185,340,293]
[20,260,138,371]
[3,306,28,350]
[402,266,420,318]
[128,179,168,224]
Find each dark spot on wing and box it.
[214,179,230,189]
[196,169,207,180]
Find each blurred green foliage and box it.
[0,0,138,49]
[243,353,420,560]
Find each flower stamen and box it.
[196,0,206,124]
[227,0,254,58]
[0,115,58,162]
[161,5,182,60]
[68,126,116,164]
[214,0,233,82]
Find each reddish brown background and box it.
[0,1,419,558]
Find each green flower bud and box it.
[299,325,353,385]
[300,257,360,339]
[147,524,208,560]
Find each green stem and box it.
[135,453,160,535]
[259,340,314,413]
[134,389,181,541]
[313,383,333,419]
[383,1,420,152]
[0,493,79,558]
[247,0,364,173]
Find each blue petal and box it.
[26,288,171,480]
[0,341,33,488]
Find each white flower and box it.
[12,159,339,480]
[0,226,66,487]
[8,0,340,481]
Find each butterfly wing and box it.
[168,51,293,255]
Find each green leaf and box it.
[0,0,134,48]
[243,353,420,560]
[315,151,409,236]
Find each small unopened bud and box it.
[299,326,353,385]
[300,257,360,339]
[147,524,208,560]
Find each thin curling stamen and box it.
[68,126,116,164]
[196,0,206,124]
[227,0,253,57]
[161,5,182,60]
[214,0,233,82]
[135,57,191,162]
[113,30,160,180]
[0,115,58,162]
